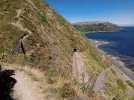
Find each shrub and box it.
[117,78,126,90]
[59,83,76,99]
[41,16,47,23]
[46,67,57,84]
[57,15,66,25]
[111,68,116,75]
[126,80,134,89]
[47,67,56,77]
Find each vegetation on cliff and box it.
[73,21,120,32]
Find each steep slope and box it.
[73,21,120,32]
[0,0,131,99]
[0,0,108,79]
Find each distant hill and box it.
[73,21,120,32]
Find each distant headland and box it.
[72,21,120,33]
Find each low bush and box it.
[111,68,116,75]
[59,82,76,99]
[126,80,134,89]
[117,78,126,90]
[41,16,47,23]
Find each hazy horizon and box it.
[46,0,134,26]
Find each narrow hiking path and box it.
[13,71,42,100]
[93,67,111,94]
[0,63,44,100]
[11,8,32,41]
[72,52,89,83]
[72,51,112,97]
[72,51,89,100]
[72,51,110,92]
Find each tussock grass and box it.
[117,78,127,90]
[111,68,116,75]
[126,80,134,89]
[83,51,107,77]
[27,71,38,81]
[41,16,47,23]
[59,82,76,99]
[104,70,129,100]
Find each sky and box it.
[45,0,134,26]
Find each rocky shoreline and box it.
[91,39,134,82]
[93,40,134,70]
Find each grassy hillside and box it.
[73,21,120,32]
[0,0,131,99]
[0,0,108,78]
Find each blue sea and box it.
[85,27,134,68]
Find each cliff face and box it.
[0,0,131,99]
[73,21,120,32]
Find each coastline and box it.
[91,39,134,83]
[85,30,121,33]
[84,31,115,35]
[84,28,121,35]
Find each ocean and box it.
[85,27,134,69]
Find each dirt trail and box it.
[0,63,44,100]
[11,8,32,40]
[72,52,89,84]
[93,67,111,94]
[13,71,42,100]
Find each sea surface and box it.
[85,27,134,69]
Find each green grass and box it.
[41,16,47,23]
[111,68,116,75]
[131,96,134,100]
[47,67,56,77]
[46,67,58,84]
[104,70,129,100]
[27,71,38,81]
[57,14,66,25]
[91,54,100,62]
[117,78,127,90]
